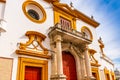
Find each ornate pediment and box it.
[16,31,51,59]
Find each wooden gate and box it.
[62,51,77,80]
[25,66,42,80]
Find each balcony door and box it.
[60,17,72,30]
[62,51,77,80]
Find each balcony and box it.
[48,23,92,44]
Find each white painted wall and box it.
[0,0,54,80]
[1,0,54,56]
[100,58,114,70]
[0,0,115,80]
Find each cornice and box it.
[16,50,51,59]
[101,55,114,66]
[44,0,59,3]
[73,9,100,28]
[53,2,76,17]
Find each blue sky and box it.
[60,0,120,70]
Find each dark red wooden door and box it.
[25,66,41,80]
[62,51,77,80]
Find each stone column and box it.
[82,57,87,80]
[51,35,66,80]
[50,37,58,80]
[55,35,63,74]
[84,46,94,80]
[50,45,58,79]
[50,36,57,75]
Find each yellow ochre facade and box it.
[0,0,115,80]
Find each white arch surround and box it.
[62,43,86,80]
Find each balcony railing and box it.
[53,23,91,41]
[48,23,92,45]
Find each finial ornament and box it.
[70,2,74,10]
[70,2,73,7]
[99,37,103,42]
[91,15,94,19]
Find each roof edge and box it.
[74,9,100,28]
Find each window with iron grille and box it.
[60,16,72,30]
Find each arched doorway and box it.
[62,51,77,80]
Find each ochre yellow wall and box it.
[54,10,76,30]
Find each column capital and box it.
[54,35,62,42]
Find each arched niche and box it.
[81,26,93,41]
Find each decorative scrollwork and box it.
[19,31,48,54]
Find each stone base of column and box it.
[84,76,96,80]
[90,76,96,80]
[50,74,66,80]
[89,76,96,80]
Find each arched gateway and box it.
[62,51,77,80]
